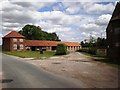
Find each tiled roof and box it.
[25,40,80,47]
[3,31,25,38]
[62,42,81,46]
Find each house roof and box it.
[111,15,120,21]
[106,2,120,30]
[25,40,80,47]
[3,31,25,38]
[111,2,120,21]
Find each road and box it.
[2,54,81,88]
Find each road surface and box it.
[2,54,81,88]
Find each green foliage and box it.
[19,24,61,41]
[79,47,97,55]
[88,48,96,55]
[56,44,67,55]
[80,37,107,48]
[96,37,107,48]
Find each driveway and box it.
[25,52,119,88]
[2,53,83,88]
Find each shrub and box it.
[56,44,67,55]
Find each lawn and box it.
[3,51,56,58]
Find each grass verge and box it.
[79,52,120,69]
[3,51,56,58]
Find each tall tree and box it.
[19,24,61,41]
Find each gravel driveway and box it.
[23,52,119,88]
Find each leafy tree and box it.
[80,37,107,48]
[80,41,85,47]
[19,24,61,41]
[56,44,67,55]
[96,37,107,48]
[19,25,40,40]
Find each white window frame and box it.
[13,38,17,42]
[19,39,24,42]
[13,44,17,50]
[20,44,24,49]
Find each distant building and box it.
[2,31,81,51]
[106,2,120,60]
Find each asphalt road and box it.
[2,54,81,88]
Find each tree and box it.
[80,41,85,47]
[56,44,67,55]
[19,24,41,40]
[96,37,107,48]
[19,24,61,41]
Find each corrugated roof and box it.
[25,40,80,47]
[3,31,25,38]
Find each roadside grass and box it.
[79,52,120,69]
[3,51,56,58]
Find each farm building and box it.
[2,31,81,51]
[106,2,120,60]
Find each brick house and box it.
[2,31,25,51]
[106,2,120,60]
[2,31,81,51]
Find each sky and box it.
[0,0,119,45]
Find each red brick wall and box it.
[10,37,25,51]
[2,37,25,51]
[2,38,11,51]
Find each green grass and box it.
[79,52,120,69]
[3,51,56,58]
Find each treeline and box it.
[19,24,61,41]
[81,37,107,48]
[80,37,107,55]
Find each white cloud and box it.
[95,14,112,26]
[1,1,115,45]
[85,3,115,14]
[38,10,82,26]
[1,1,52,31]
[81,23,99,30]
[64,2,115,14]
[59,33,76,42]
[47,27,71,33]
[81,32,90,38]
[66,5,80,14]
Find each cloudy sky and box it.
[0,0,118,45]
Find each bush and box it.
[56,44,67,55]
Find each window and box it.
[20,44,24,49]
[19,39,23,42]
[13,38,17,42]
[13,44,17,49]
